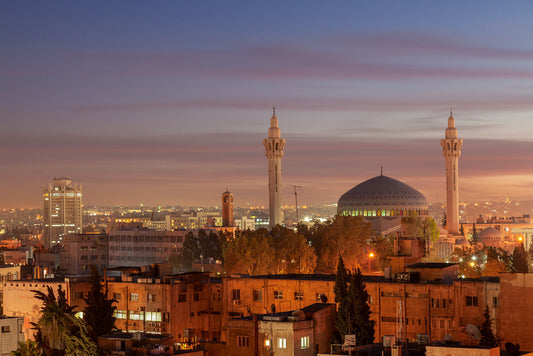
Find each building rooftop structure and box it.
[338,174,428,218]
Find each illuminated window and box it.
[274,291,283,299]
[301,336,310,349]
[130,293,138,301]
[265,340,270,347]
[294,291,303,300]
[277,338,287,349]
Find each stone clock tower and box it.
[441,112,463,235]
[263,108,286,228]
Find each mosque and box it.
[337,172,429,219]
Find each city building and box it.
[441,113,463,235]
[43,177,82,248]
[225,303,336,356]
[263,109,286,228]
[59,233,109,276]
[108,230,185,268]
[235,217,256,231]
[0,316,24,355]
[0,279,90,341]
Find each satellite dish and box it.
[320,294,328,303]
[466,324,481,340]
[270,304,276,314]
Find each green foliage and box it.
[223,227,317,275]
[223,228,276,275]
[308,216,375,273]
[181,230,224,268]
[401,213,439,242]
[512,243,529,273]
[83,265,117,341]
[11,340,43,356]
[479,306,498,347]
[31,286,97,356]
[450,246,512,278]
[333,257,375,346]
[471,223,479,244]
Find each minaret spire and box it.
[263,109,286,228]
[441,111,463,235]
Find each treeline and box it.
[178,215,398,275]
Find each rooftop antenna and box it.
[272,106,276,115]
[450,107,453,116]
[380,166,383,176]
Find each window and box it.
[148,294,156,302]
[294,291,303,300]
[274,291,283,300]
[315,293,323,302]
[238,336,249,347]
[128,311,144,321]
[442,299,447,308]
[232,289,241,300]
[178,294,186,302]
[145,312,162,322]
[493,296,499,308]
[466,296,478,306]
[1,325,10,333]
[301,336,310,349]
[130,293,138,301]
[253,289,262,302]
[113,310,127,319]
[277,338,287,349]
[194,293,199,302]
[264,340,271,347]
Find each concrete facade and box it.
[0,316,24,356]
[0,279,90,341]
[60,233,109,276]
[263,109,286,228]
[441,114,463,235]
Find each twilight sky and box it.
[1,1,533,209]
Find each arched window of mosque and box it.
[364,210,367,217]
[372,210,377,217]
[275,143,279,150]
[454,143,457,150]
[377,210,381,216]
[268,143,272,150]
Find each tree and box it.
[310,216,374,273]
[350,268,375,345]
[512,243,529,273]
[31,286,97,356]
[83,265,117,341]
[471,223,479,244]
[12,340,43,356]
[333,256,351,344]
[479,305,498,347]
[223,229,276,275]
[333,257,374,346]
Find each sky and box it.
[1,1,533,209]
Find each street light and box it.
[368,252,375,272]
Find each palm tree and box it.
[30,286,97,356]
[12,340,43,356]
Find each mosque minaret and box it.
[441,112,463,235]
[263,108,286,228]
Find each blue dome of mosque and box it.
[337,175,429,218]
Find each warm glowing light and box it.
[470,262,475,267]
[369,252,374,258]
[518,236,523,241]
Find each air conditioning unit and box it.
[417,334,430,345]
[233,299,241,305]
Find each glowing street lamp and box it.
[368,252,375,272]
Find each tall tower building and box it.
[222,189,234,227]
[440,113,463,235]
[43,177,82,248]
[263,108,286,228]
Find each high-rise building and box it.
[441,113,463,235]
[263,108,286,228]
[43,177,82,248]
[222,189,234,227]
